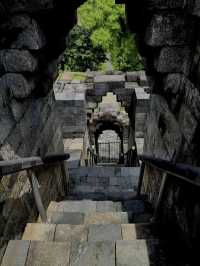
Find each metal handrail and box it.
[0,153,70,177]
[0,153,70,223]
[86,147,98,166]
[138,155,200,188]
[137,154,200,220]
[124,147,140,167]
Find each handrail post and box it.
[137,161,145,196]
[152,172,168,220]
[27,170,47,223]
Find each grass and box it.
[58,71,86,81]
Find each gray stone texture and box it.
[69,166,140,198]
[146,14,193,47]
[155,46,192,75]
[88,224,122,241]
[70,241,115,266]
[0,15,46,50]
[0,50,37,72]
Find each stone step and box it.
[48,200,122,213]
[23,223,159,242]
[67,191,138,201]
[43,211,129,225]
[2,240,188,266]
[69,166,140,193]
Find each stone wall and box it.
[0,91,69,239]
[0,1,84,239]
[120,0,200,254]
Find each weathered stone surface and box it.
[126,72,139,82]
[146,14,193,47]
[88,224,122,241]
[94,75,125,83]
[191,1,200,16]
[0,0,54,13]
[96,201,116,212]
[178,104,197,144]
[57,200,96,213]
[26,241,70,266]
[144,95,182,159]
[155,46,192,75]
[0,15,46,50]
[146,0,195,10]
[70,241,115,266]
[0,74,34,99]
[0,50,37,73]
[138,71,148,86]
[55,224,88,242]
[1,240,30,266]
[22,223,56,241]
[116,240,167,266]
[163,74,200,120]
[48,211,85,225]
[84,212,128,224]
[10,99,29,122]
[122,224,158,240]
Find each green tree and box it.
[78,0,143,71]
[60,25,106,72]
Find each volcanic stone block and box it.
[0,50,37,73]
[10,99,29,122]
[84,212,128,224]
[96,201,116,212]
[190,1,200,16]
[26,241,70,266]
[178,104,197,143]
[0,73,34,99]
[88,224,122,241]
[0,15,46,50]
[126,72,139,82]
[57,200,96,213]
[70,241,115,266]
[164,74,200,120]
[144,95,182,159]
[146,0,194,10]
[48,212,85,225]
[155,46,192,75]
[1,240,30,266]
[55,224,88,242]
[116,240,167,266]
[146,14,193,47]
[94,75,125,90]
[22,224,56,241]
[0,0,54,13]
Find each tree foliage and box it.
[60,25,106,72]
[62,0,143,71]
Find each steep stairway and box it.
[68,166,140,201]
[1,166,189,265]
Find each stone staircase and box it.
[1,166,189,265]
[68,166,140,201]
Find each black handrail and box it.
[124,147,140,167]
[0,153,70,177]
[138,154,200,187]
[138,154,200,220]
[86,147,98,166]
